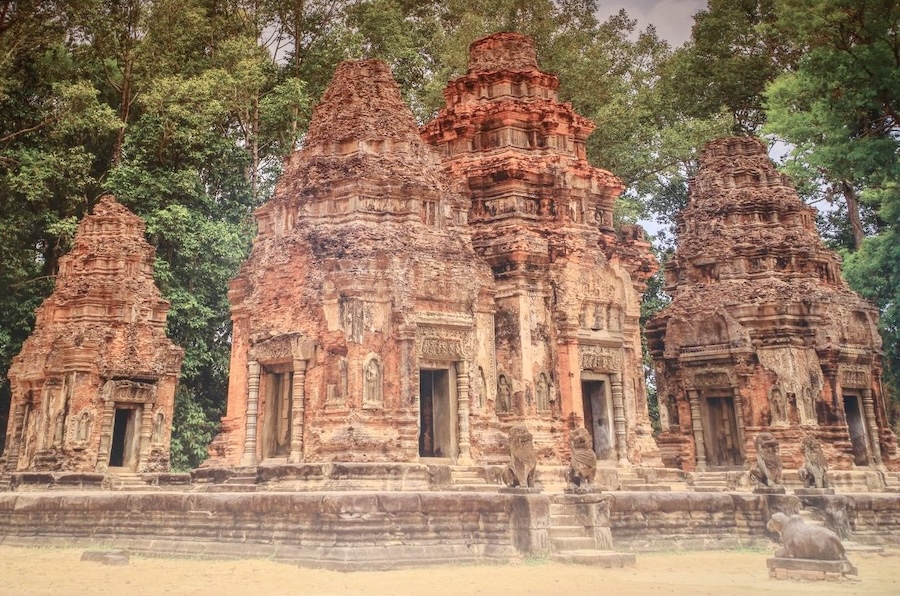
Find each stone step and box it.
[549,525,589,539]
[620,484,671,491]
[798,509,825,526]
[201,484,258,492]
[842,541,884,553]
[550,550,636,567]
[451,476,487,484]
[549,514,579,527]
[444,484,499,493]
[550,536,596,552]
[223,475,258,485]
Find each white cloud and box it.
[596,0,707,47]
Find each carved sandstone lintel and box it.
[579,345,622,372]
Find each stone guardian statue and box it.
[798,435,828,489]
[565,427,597,491]
[750,432,783,488]
[502,425,537,488]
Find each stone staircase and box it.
[107,472,155,491]
[448,466,498,492]
[687,470,749,492]
[547,497,635,567]
[204,467,258,492]
[616,467,686,491]
[881,471,900,493]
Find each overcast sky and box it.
[596,0,708,47]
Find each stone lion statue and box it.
[749,432,783,488]
[502,425,537,488]
[566,428,597,489]
[798,435,828,489]
[767,512,847,561]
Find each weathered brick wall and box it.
[607,492,799,551]
[0,492,529,569]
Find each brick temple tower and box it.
[3,196,183,474]
[647,137,898,472]
[422,33,660,466]
[205,60,496,467]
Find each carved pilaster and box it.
[456,360,472,464]
[288,360,306,463]
[95,399,116,473]
[4,403,24,471]
[240,360,261,467]
[861,389,883,466]
[732,390,746,459]
[136,404,153,471]
[688,390,707,471]
[610,373,627,464]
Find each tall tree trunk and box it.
[840,179,865,250]
[112,56,132,166]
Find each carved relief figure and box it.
[665,394,679,430]
[75,410,93,443]
[800,387,817,425]
[474,366,486,411]
[798,435,828,489]
[497,373,511,413]
[151,411,166,444]
[363,356,383,406]
[770,387,787,426]
[750,432,783,488]
[503,425,537,488]
[566,427,597,490]
[767,513,847,561]
[535,373,550,412]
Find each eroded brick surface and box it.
[4,196,183,473]
[647,137,898,472]
[209,34,660,469]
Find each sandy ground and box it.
[0,546,897,596]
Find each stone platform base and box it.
[550,550,635,567]
[794,488,835,496]
[766,557,858,581]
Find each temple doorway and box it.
[842,393,869,466]
[419,368,452,458]
[581,378,614,460]
[262,369,292,459]
[702,394,741,467]
[108,405,141,469]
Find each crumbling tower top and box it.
[467,32,539,73]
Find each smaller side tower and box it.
[4,195,183,474]
[647,137,897,473]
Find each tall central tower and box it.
[423,33,659,465]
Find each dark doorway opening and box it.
[419,369,451,458]
[108,406,140,468]
[843,394,869,466]
[704,395,741,467]
[582,380,613,460]
[263,371,292,459]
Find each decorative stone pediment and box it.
[839,365,870,389]
[579,345,622,372]
[416,326,473,360]
[687,366,735,388]
[101,379,157,404]
[249,333,316,365]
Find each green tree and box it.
[764,0,900,415]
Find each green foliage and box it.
[169,386,221,471]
